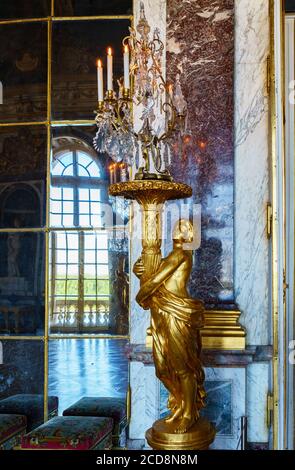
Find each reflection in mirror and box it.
[50,131,109,229]
[49,127,130,336]
[0,233,45,335]
[0,127,47,228]
[0,340,55,433]
[0,23,47,123]
[0,1,50,19]
[49,229,129,335]
[48,339,128,413]
[55,0,132,16]
[52,20,130,120]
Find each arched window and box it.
[50,148,105,228]
[50,142,110,333]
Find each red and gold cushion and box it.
[0,414,27,449]
[21,416,113,450]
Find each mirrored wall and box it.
[0,0,131,430]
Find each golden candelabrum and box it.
[98,2,216,451]
[93,2,187,182]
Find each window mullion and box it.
[73,151,79,227]
[78,231,84,332]
[50,232,56,323]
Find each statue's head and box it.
[173,219,194,244]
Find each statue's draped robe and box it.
[150,285,206,416]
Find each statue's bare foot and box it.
[165,407,182,424]
[174,417,195,434]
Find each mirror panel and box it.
[48,338,128,413]
[0,232,45,336]
[0,1,50,20]
[0,23,47,123]
[55,0,132,16]
[51,20,130,120]
[0,126,47,229]
[49,229,129,336]
[0,340,46,431]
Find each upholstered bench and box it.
[63,397,127,447]
[21,416,113,450]
[0,394,58,431]
[0,414,27,450]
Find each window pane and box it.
[77,165,89,177]
[77,152,92,167]
[90,189,101,201]
[0,340,45,430]
[56,233,67,249]
[50,200,62,214]
[91,202,100,214]
[63,165,74,176]
[84,251,95,264]
[84,234,96,249]
[55,0,132,16]
[52,20,130,120]
[79,214,90,227]
[56,265,79,277]
[60,152,73,167]
[79,201,90,214]
[84,264,96,277]
[84,250,108,264]
[62,214,74,226]
[50,214,62,226]
[56,251,67,264]
[66,233,79,249]
[96,233,108,249]
[0,126,47,229]
[51,187,62,199]
[87,162,100,178]
[0,23,47,123]
[96,265,109,277]
[91,214,103,227]
[79,188,90,201]
[52,161,66,176]
[96,251,109,264]
[63,201,74,214]
[62,188,74,201]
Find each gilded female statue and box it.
[134,219,206,434]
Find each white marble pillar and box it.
[234,0,270,346]
[234,0,270,446]
[246,363,269,443]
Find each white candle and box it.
[97,59,104,101]
[107,47,113,91]
[123,45,130,89]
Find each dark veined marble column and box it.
[167,0,234,308]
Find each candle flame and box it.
[107,47,112,56]
[168,84,173,93]
[97,59,102,68]
[124,45,129,53]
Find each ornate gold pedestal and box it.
[109,179,216,451]
[146,417,216,450]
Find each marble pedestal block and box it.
[128,362,246,450]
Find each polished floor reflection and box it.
[48,339,128,413]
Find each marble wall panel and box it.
[167,0,235,306]
[234,0,270,345]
